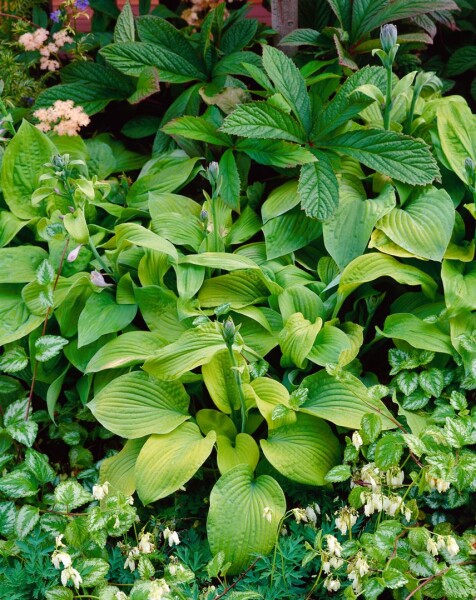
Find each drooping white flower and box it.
[55,534,66,548]
[60,565,83,588]
[149,579,170,600]
[323,577,341,592]
[92,481,110,500]
[355,555,370,577]
[263,506,272,523]
[124,547,140,572]
[426,473,451,493]
[446,536,460,557]
[426,537,439,556]
[352,431,363,450]
[305,505,318,525]
[335,506,358,535]
[52,551,72,569]
[326,535,342,557]
[138,531,155,554]
[386,468,405,487]
[163,527,180,547]
[291,507,308,524]
[348,570,363,594]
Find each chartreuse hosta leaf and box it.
[207,464,286,575]
[202,350,248,414]
[308,324,352,367]
[0,247,48,284]
[261,413,340,486]
[115,223,178,263]
[247,377,296,429]
[333,253,437,316]
[198,270,270,309]
[278,286,326,323]
[374,187,455,261]
[143,321,233,380]
[100,438,146,496]
[86,331,166,373]
[261,180,300,223]
[196,409,238,440]
[216,434,260,475]
[437,102,476,184]
[135,422,216,504]
[442,260,476,316]
[279,313,323,368]
[300,370,395,429]
[87,371,190,438]
[380,314,453,355]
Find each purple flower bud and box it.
[199,209,209,222]
[90,270,113,287]
[380,24,398,53]
[74,0,89,10]
[67,244,82,263]
[50,9,61,23]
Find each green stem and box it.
[226,344,247,433]
[210,194,221,253]
[404,87,420,135]
[383,66,393,130]
[88,237,113,276]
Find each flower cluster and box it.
[291,503,321,526]
[51,534,83,589]
[18,28,73,71]
[33,99,90,136]
[427,534,460,557]
[122,530,156,572]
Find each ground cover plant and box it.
[0,1,475,598]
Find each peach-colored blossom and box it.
[33,100,90,136]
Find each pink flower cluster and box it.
[18,28,73,71]
[33,100,90,136]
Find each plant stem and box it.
[383,66,393,130]
[88,237,113,276]
[210,194,221,253]
[213,557,259,600]
[226,344,247,433]
[405,87,419,135]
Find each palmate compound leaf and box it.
[260,413,341,486]
[87,371,190,438]
[320,128,440,186]
[135,422,216,504]
[207,464,286,575]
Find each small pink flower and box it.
[90,271,113,288]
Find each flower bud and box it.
[380,23,398,53]
[222,316,236,345]
[207,161,220,185]
[199,209,209,222]
[67,244,82,263]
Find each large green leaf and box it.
[321,128,440,185]
[334,253,437,316]
[1,120,57,219]
[86,331,166,373]
[442,260,476,316]
[261,181,300,223]
[114,0,135,43]
[100,42,206,83]
[135,422,216,504]
[278,286,326,322]
[298,151,339,220]
[375,187,455,261]
[207,465,286,574]
[279,313,323,368]
[143,322,230,379]
[198,270,270,308]
[380,314,453,355]
[115,223,178,262]
[0,247,48,284]
[308,324,352,366]
[437,102,476,184]
[202,349,247,414]
[301,370,395,429]
[221,102,305,143]
[249,377,295,429]
[87,371,190,438]
[0,286,43,347]
[260,413,340,485]
[77,292,137,348]
[262,46,312,133]
[162,116,233,146]
[323,182,396,269]
[100,438,146,496]
[216,433,260,475]
[263,207,322,260]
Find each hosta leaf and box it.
[180,252,259,271]
[263,207,322,260]
[202,349,247,414]
[249,377,295,429]
[143,322,231,379]
[437,102,476,184]
[198,270,270,309]
[262,45,312,133]
[15,504,39,539]
[77,292,137,348]
[86,331,166,373]
[298,152,339,220]
[307,324,352,367]
[300,370,395,429]
[279,313,323,368]
[100,439,146,496]
[237,138,316,168]
[381,314,453,355]
[261,413,340,485]
[323,182,396,269]
[4,398,38,447]
[216,433,260,475]
[278,286,326,323]
[1,120,57,219]
[261,180,300,223]
[87,371,190,438]
[221,102,305,143]
[442,259,476,316]
[334,253,437,316]
[0,247,49,284]
[34,335,69,362]
[207,464,286,574]
[321,128,440,185]
[196,410,238,439]
[135,422,216,504]
[116,222,178,261]
[376,187,454,261]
